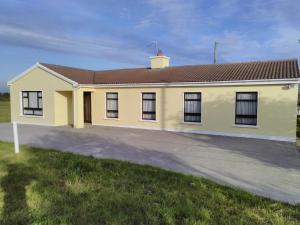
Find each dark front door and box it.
[84,92,91,123]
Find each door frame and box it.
[84,92,92,123]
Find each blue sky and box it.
[0,0,299,91]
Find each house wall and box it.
[9,65,298,141]
[73,88,96,128]
[54,91,73,126]
[10,67,73,126]
[90,84,298,141]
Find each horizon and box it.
[1,0,300,92]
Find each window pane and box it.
[143,113,156,120]
[185,93,201,100]
[24,109,33,115]
[34,110,43,116]
[236,117,256,125]
[38,92,42,97]
[185,101,201,113]
[185,115,201,122]
[236,102,256,115]
[107,112,118,118]
[22,92,28,97]
[29,92,38,108]
[38,98,43,109]
[143,100,155,112]
[107,100,117,110]
[143,93,155,100]
[23,98,28,108]
[237,93,256,100]
[107,93,118,99]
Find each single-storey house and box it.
[7,53,300,142]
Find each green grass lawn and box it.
[0,142,299,225]
[0,96,10,123]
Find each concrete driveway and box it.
[0,123,299,204]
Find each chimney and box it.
[150,49,170,69]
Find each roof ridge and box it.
[173,58,298,67]
[40,62,95,72]
[95,67,147,73]
[41,58,298,74]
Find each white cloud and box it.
[145,0,201,35]
[0,24,149,65]
[268,26,300,57]
[243,0,300,58]
[1,0,299,66]
[135,18,153,30]
[212,0,240,18]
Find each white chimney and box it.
[150,49,170,69]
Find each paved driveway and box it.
[0,123,299,204]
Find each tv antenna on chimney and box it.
[148,41,159,55]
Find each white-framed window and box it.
[142,93,156,120]
[22,91,43,116]
[184,92,201,123]
[106,93,118,118]
[235,92,258,126]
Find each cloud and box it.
[242,0,300,58]
[0,24,149,65]
[268,27,300,57]
[0,0,299,68]
[135,18,154,30]
[144,0,201,36]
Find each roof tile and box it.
[40,59,300,85]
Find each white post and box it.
[13,122,20,154]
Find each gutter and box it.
[77,78,300,88]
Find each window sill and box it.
[232,124,258,129]
[20,114,44,118]
[182,122,203,125]
[104,117,120,121]
[140,119,158,123]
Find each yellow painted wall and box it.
[10,67,73,125]
[73,88,95,128]
[54,91,73,126]
[91,84,298,139]
[150,56,170,69]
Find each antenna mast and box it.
[214,41,219,64]
[148,41,159,55]
[154,41,158,55]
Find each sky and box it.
[0,0,300,92]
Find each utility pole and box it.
[214,41,219,64]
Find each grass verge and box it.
[0,96,10,123]
[0,141,299,225]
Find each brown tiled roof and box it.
[40,59,300,85]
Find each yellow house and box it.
[7,54,300,142]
